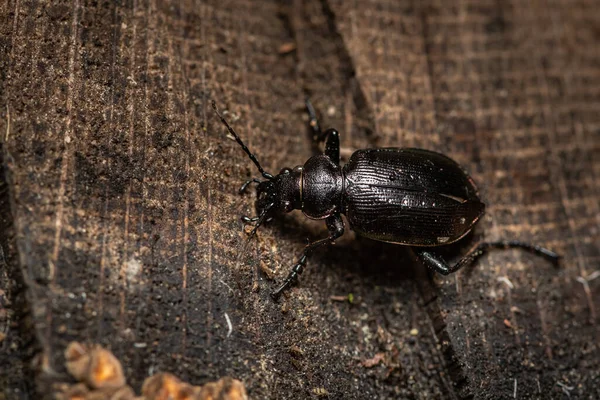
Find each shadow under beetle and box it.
[212,100,559,300]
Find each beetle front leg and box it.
[271,214,345,300]
[420,240,560,275]
[239,178,261,194]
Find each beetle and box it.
[212,100,559,300]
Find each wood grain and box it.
[0,0,598,399]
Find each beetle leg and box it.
[323,128,340,165]
[306,99,341,164]
[239,178,261,194]
[305,98,323,140]
[271,214,345,300]
[241,216,259,224]
[420,240,560,275]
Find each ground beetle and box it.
[212,100,559,300]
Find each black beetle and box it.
[212,100,559,300]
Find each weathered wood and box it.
[326,0,600,398]
[0,0,598,399]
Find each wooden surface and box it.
[1,0,599,399]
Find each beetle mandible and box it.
[212,100,559,300]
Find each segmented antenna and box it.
[212,101,273,180]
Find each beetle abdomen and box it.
[342,148,485,246]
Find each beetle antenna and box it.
[212,101,274,180]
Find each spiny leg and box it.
[271,214,345,300]
[420,240,560,275]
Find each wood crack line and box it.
[49,0,79,353]
[52,0,79,269]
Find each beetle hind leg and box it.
[420,240,560,275]
[420,252,453,275]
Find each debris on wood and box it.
[64,342,126,389]
[57,342,248,400]
[289,345,304,359]
[142,373,198,400]
[278,42,296,54]
[329,293,355,303]
[362,352,385,368]
[311,387,329,397]
[196,376,247,400]
[55,382,136,400]
[259,259,275,280]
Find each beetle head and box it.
[256,167,302,218]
